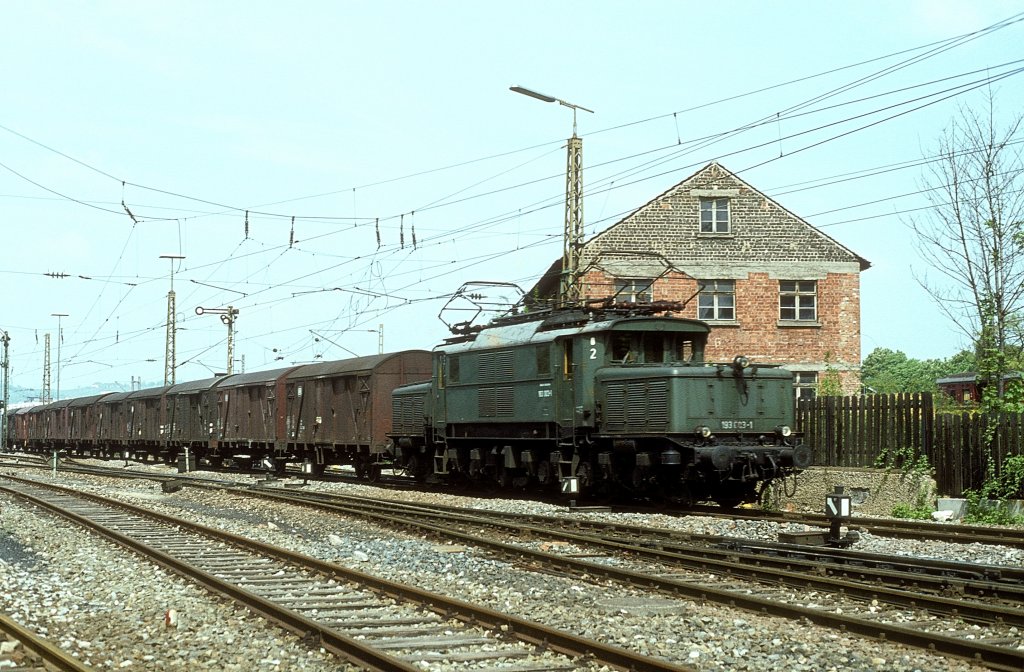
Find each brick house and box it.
[529,162,869,397]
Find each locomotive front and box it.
[594,353,810,506]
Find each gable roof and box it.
[525,161,869,301]
[583,161,870,271]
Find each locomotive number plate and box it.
[720,420,755,430]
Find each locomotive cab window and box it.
[642,334,664,363]
[611,335,637,363]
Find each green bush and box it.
[891,502,932,520]
[962,489,1024,526]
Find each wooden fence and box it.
[795,393,1024,496]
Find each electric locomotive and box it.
[390,304,810,506]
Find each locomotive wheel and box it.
[497,467,513,489]
[575,462,594,490]
[535,460,554,488]
[630,466,647,491]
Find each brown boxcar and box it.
[96,391,134,455]
[283,351,432,475]
[36,399,73,450]
[164,376,225,460]
[124,385,171,458]
[9,405,42,451]
[208,366,300,465]
[67,393,113,455]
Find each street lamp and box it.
[51,313,68,400]
[510,85,594,307]
[195,305,240,374]
[160,254,185,385]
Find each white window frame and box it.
[613,278,653,303]
[779,280,817,321]
[697,279,735,321]
[794,371,818,401]
[700,197,730,233]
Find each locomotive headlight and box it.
[733,355,750,369]
[775,425,792,438]
[695,425,712,438]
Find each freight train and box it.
[4,304,809,506]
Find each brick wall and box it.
[577,162,867,395]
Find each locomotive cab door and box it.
[554,336,600,432]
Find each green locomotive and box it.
[390,306,809,506]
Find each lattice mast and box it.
[42,333,51,403]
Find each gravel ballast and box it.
[3,463,1008,672]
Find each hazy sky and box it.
[1,1,1022,398]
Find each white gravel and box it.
[2,460,1008,672]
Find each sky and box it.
[1,1,1022,400]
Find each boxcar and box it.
[283,351,432,476]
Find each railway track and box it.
[5,451,1021,550]
[0,612,91,672]
[233,486,1024,672]
[675,503,1024,549]
[0,474,692,672]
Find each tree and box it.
[912,95,1024,405]
[860,347,976,394]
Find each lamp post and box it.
[51,313,68,401]
[510,85,594,308]
[195,306,240,374]
[160,254,185,385]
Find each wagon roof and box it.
[166,376,226,395]
[67,393,115,407]
[14,405,44,415]
[213,365,302,389]
[128,385,173,400]
[100,391,134,403]
[287,351,430,380]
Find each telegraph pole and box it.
[510,86,593,307]
[160,254,185,385]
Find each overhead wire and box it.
[7,14,1023,387]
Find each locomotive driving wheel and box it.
[575,461,594,490]
[535,460,554,488]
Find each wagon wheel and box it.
[353,456,368,480]
[404,454,425,482]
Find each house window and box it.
[700,197,730,233]
[795,371,817,401]
[698,280,735,320]
[779,280,817,321]
[613,278,653,303]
